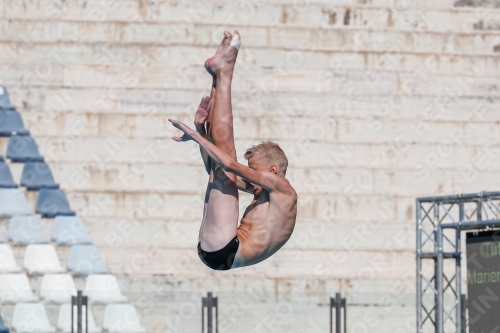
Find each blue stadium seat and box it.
[35,189,75,218]
[0,110,29,136]
[9,215,49,245]
[67,245,109,275]
[51,216,92,246]
[0,162,17,188]
[0,313,9,333]
[21,162,59,190]
[6,135,44,163]
[0,85,15,110]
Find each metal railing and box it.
[416,191,500,333]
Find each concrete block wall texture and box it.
[1,0,500,331]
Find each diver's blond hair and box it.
[244,141,288,175]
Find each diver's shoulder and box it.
[284,177,297,197]
[277,176,297,200]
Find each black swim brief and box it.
[197,236,239,271]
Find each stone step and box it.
[0,0,471,24]
[10,86,500,123]
[3,42,500,77]
[37,132,500,179]
[3,66,500,102]
[0,19,499,55]
[0,216,415,252]
[28,136,497,173]
[3,0,500,32]
[155,302,414,333]
[19,111,500,147]
[6,64,499,96]
[0,192,415,250]
[112,273,419,304]
[4,42,500,79]
[22,159,500,198]
[56,189,418,222]
[57,217,415,251]
[97,246,415,280]
[95,274,422,306]
[0,246,419,296]
[50,162,210,193]
[0,249,442,289]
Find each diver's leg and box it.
[198,31,241,252]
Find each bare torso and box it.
[234,183,297,268]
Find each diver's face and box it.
[248,156,270,196]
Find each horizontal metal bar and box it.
[418,253,438,258]
[417,191,500,203]
[418,252,459,258]
[440,219,500,230]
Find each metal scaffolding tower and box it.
[416,191,500,333]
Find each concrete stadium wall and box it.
[1,0,500,331]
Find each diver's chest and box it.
[243,199,270,220]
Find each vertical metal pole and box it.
[456,202,463,333]
[71,295,76,333]
[335,293,341,333]
[477,197,482,221]
[77,291,83,333]
[342,296,346,333]
[435,203,443,333]
[83,295,88,333]
[330,297,333,333]
[202,296,205,333]
[416,199,422,333]
[207,293,213,333]
[214,296,218,333]
[460,294,467,333]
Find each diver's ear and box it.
[270,165,278,174]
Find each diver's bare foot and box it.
[194,96,212,127]
[205,30,240,77]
